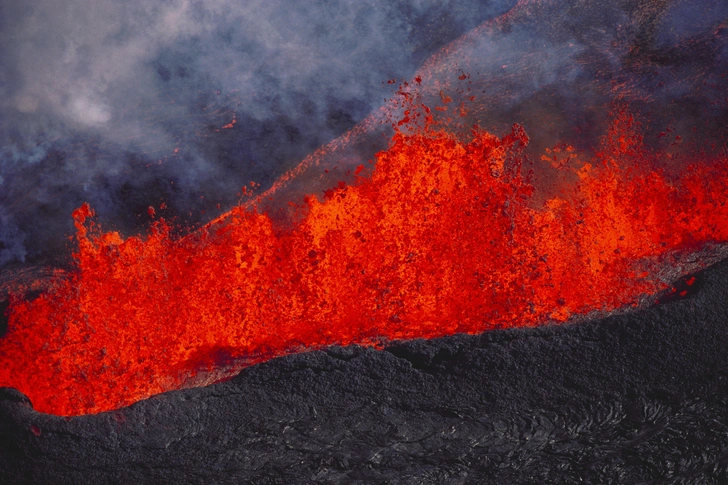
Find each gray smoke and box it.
[260,0,728,216]
[0,0,726,267]
[0,0,515,265]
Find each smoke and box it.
[0,0,726,266]
[0,0,515,265]
[414,0,728,140]
[258,0,728,216]
[0,210,25,266]
[657,0,728,47]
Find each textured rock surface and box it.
[2,259,728,484]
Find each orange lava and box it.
[2,104,728,416]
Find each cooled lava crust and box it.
[1,258,728,484]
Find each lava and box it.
[1,94,728,416]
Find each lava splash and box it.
[1,100,727,416]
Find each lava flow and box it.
[2,99,728,416]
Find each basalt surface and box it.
[1,258,728,484]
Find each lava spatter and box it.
[1,101,728,416]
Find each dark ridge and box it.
[1,257,728,484]
[0,300,7,338]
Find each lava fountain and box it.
[1,0,728,416]
[2,98,728,416]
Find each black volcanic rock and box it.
[2,259,728,484]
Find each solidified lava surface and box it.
[1,257,728,484]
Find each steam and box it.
[260,0,728,213]
[0,0,515,265]
[0,0,726,266]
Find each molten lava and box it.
[2,100,728,416]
